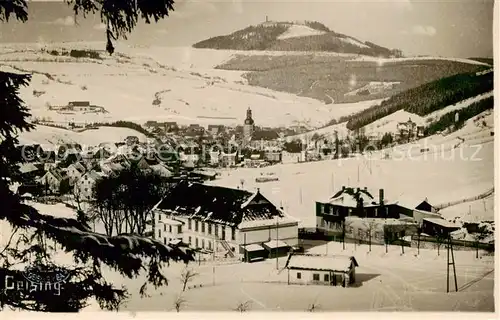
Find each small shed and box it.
[422,218,461,237]
[285,253,358,287]
[263,239,291,259]
[241,243,267,263]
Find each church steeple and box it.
[244,107,254,125]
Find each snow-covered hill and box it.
[0,44,384,129]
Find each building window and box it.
[313,274,320,281]
[195,238,199,247]
[324,274,329,282]
[297,272,301,279]
[178,225,182,234]
[158,230,161,238]
[195,221,199,232]
[215,225,219,237]
[202,239,205,248]
[188,236,192,244]
[163,224,166,232]
[222,228,226,240]
[163,238,166,245]
[188,219,192,230]
[231,227,236,241]
[208,241,212,250]
[202,222,205,233]
[158,213,161,221]
[323,205,330,214]
[169,225,172,233]
[208,223,212,235]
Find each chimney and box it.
[364,187,368,191]
[342,186,345,191]
[379,189,384,206]
[256,188,260,193]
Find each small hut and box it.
[285,253,358,287]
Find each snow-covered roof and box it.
[263,239,290,249]
[158,218,183,226]
[238,216,299,230]
[286,254,358,272]
[423,218,461,228]
[243,244,266,252]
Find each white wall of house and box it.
[66,166,83,185]
[288,269,344,286]
[239,223,299,247]
[156,217,183,245]
[39,173,60,193]
[75,175,96,199]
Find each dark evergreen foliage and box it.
[0,0,195,310]
[424,96,493,135]
[344,71,493,131]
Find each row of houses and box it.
[315,186,462,242]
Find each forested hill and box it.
[340,70,494,130]
[193,20,403,58]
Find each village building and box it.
[152,181,299,261]
[75,171,107,199]
[65,162,86,185]
[344,216,418,245]
[316,187,398,235]
[37,168,65,194]
[243,107,255,145]
[421,218,461,237]
[285,254,358,287]
[221,151,237,167]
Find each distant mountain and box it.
[193,20,403,58]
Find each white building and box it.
[75,171,107,199]
[285,254,358,287]
[152,181,299,260]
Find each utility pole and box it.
[299,186,303,205]
[357,164,360,183]
[446,235,458,293]
[276,215,279,270]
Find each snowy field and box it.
[0,44,376,128]
[2,205,493,312]
[17,125,148,146]
[208,137,494,227]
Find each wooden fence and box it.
[411,234,494,252]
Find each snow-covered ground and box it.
[439,195,495,223]
[0,46,367,128]
[339,37,370,49]
[348,55,491,67]
[288,92,494,142]
[277,25,327,40]
[17,125,148,146]
[345,81,400,97]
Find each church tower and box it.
[243,107,255,144]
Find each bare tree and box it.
[180,267,199,292]
[471,225,491,259]
[416,225,422,255]
[307,302,320,312]
[173,294,187,312]
[434,232,446,256]
[342,218,354,250]
[234,300,252,312]
[362,219,378,252]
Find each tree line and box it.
[343,71,493,131]
[424,96,493,135]
[90,164,173,236]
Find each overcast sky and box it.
[0,0,495,58]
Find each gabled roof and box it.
[286,254,358,272]
[423,218,461,229]
[157,181,283,226]
[324,187,379,208]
